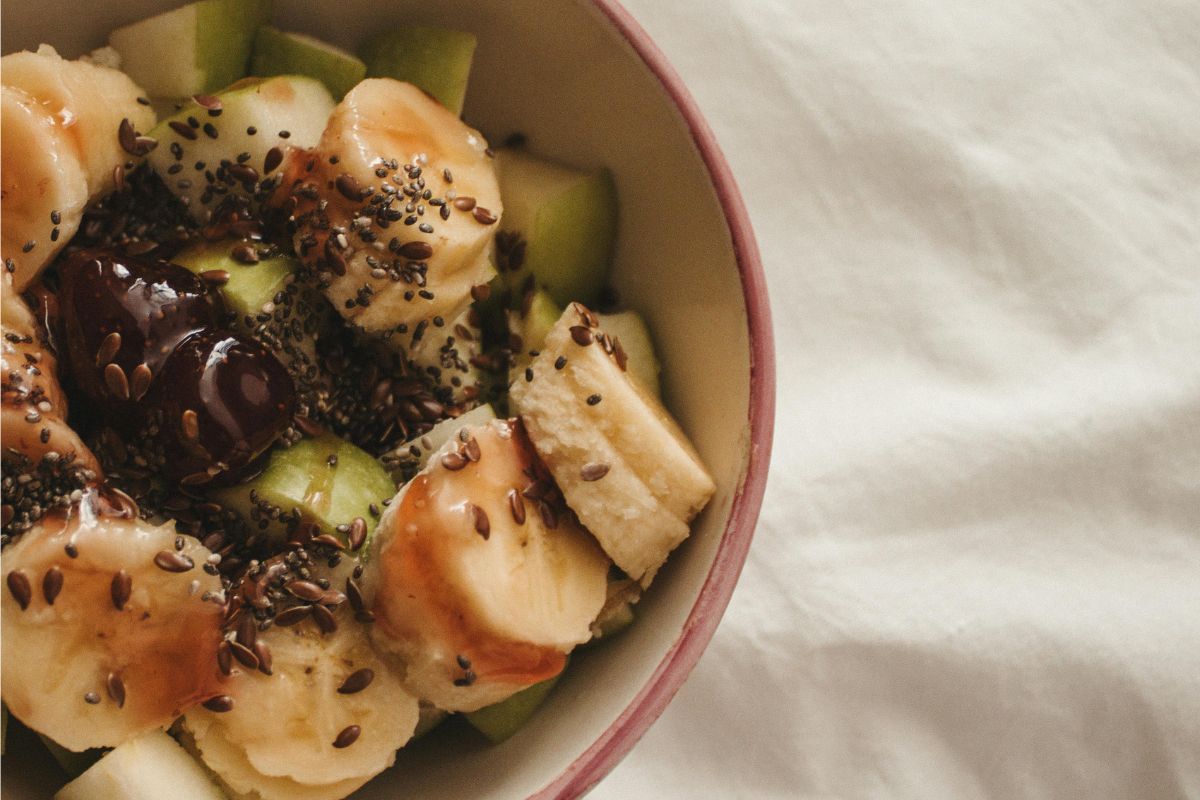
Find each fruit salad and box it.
[0,3,715,798]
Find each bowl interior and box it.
[0,2,755,797]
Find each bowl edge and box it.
[529,2,777,798]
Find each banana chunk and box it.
[1,286,101,482]
[2,45,156,202]
[183,622,417,800]
[369,418,608,712]
[279,78,500,342]
[0,86,88,291]
[509,304,715,584]
[1,495,225,752]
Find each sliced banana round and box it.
[183,619,417,799]
[0,85,88,291]
[279,78,501,342]
[368,418,609,712]
[1,287,101,478]
[508,303,716,585]
[1,495,225,752]
[2,45,156,202]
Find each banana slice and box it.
[1,286,101,481]
[0,85,88,292]
[1,494,225,752]
[368,418,609,712]
[509,304,716,584]
[2,45,156,202]
[183,621,417,800]
[278,78,500,343]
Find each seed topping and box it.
[111,570,132,610]
[229,640,259,670]
[470,503,490,540]
[130,363,153,401]
[42,565,63,605]
[264,146,284,175]
[507,489,526,525]
[338,668,375,694]
[254,639,273,675]
[104,362,130,399]
[96,331,122,366]
[153,550,194,572]
[333,725,361,748]
[347,517,367,550]
[581,462,611,481]
[7,570,32,609]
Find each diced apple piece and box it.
[360,27,477,115]
[108,0,272,97]
[147,75,334,221]
[250,26,366,99]
[213,433,396,547]
[597,310,660,398]
[465,668,565,744]
[54,730,225,800]
[495,149,618,308]
[407,303,485,403]
[587,577,641,642]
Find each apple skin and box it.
[251,25,366,100]
[360,26,477,116]
[109,0,273,97]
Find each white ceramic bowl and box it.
[0,1,775,797]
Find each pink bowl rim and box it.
[529,2,777,798]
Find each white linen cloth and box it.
[597,1,1200,798]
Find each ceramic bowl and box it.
[0,1,774,796]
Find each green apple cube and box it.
[251,26,366,99]
[406,304,486,404]
[147,75,334,221]
[465,667,565,744]
[54,731,224,800]
[494,148,618,308]
[173,240,296,323]
[360,27,477,116]
[598,310,661,398]
[214,433,396,547]
[108,0,272,97]
[506,289,562,390]
[510,289,563,354]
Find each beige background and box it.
[598,1,1200,798]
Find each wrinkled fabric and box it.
[597,1,1200,798]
